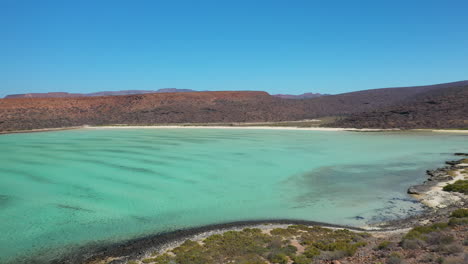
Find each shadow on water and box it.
[0,168,53,184]
[55,204,94,213]
[285,161,427,223]
[0,194,12,208]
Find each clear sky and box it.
[1,0,467,97]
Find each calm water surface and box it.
[0,128,466,263]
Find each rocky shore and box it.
[407,155,467,209]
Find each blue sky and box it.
[1,0,467,97]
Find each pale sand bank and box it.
[415,129,468,133]
[3,124,468,135]
[88,125,398,132]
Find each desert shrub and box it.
[267,252,288,264]
[420,253,436,263]
[317,250,349,260]
[358,232,372,238]
[403,223,448,240]
[303,246,320,258]
[149,254,174,264]
[280,245,298,257]
[202,228,271,258]
[376,240,392,250]
[291,255,311,264]
[171,240,211,264]
[443,180,468,194]
[238,260,268,264]
[448,217,468,226]
[312,240,365,256]
[435,243,463,254]
[425,232,454,245]
[450,208,468,218]
[270,226,300,237]
[386,253,404,264]
[400,238,424,250]
[232,254,267,264]
[443,256,466,264]
[146,225,367,264]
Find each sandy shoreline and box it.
[89,125,397,132]
[2,124,468,135]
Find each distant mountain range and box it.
[271,93,328,99]
[4,89,328,99]
[0,80,466,131]
[3,88,199,98]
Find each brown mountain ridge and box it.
[0,81,467,132]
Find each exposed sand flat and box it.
[4,125,468,135]
[88,125,399,132]
[416,129,468,133]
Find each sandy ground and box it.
[3,124,468,134]
[419,171,466,208]
[88,125,398,132]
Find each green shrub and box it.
[386,253,403,264]
[149,254,174,264]
[403,223,448,239]
[435,243,463,254]
[267,252,288,264]
[270,226,299,237]
[443,180,468,194]
[450,208,468,218]
[376,240,392,250]
[448,217,468,226]
[303,246,320,258]
[401,238,424,250]
[292,255,311,264]
[317,250,348,261]
[280,245,297,257]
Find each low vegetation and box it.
[443,180,468,194]
[137,226,368,264]
[126,208,467,264]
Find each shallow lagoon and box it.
[0,128,466,263]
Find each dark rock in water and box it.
[408,185,432,195]
[446,160,462,166]
[427,168,447,177]
[454,153,468,156]
[426,168,453,182]
[354,216,365,220]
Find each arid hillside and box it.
[0,81,467,132]
[327,84,468,129]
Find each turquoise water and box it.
[0,128,466,263]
